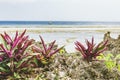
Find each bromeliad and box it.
[75,37,108,62]
[0,30,34,75]
[32,35,64,65]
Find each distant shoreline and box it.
[0,27,120,33]
[0,21,120,26]
[0,27,119,53]
[0,25,120,28]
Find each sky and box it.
[0,0,120,21]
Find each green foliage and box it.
[118,64,120,71]
[32,35,64,66]
[59,48,66,54]
[97,54,120,71]
[105,61,116,71]
[75,37,108,62]
[13,72,21,79]
[34,74,43,80]
[0,30,34,76]
[0,61,11,75]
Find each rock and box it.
[103,31,120,55]
[59,71,66,78]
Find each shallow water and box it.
[1,26,120,53]
[25,31,119,53]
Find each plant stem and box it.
[10,57,14,73]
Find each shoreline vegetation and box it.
[0,27,120,79]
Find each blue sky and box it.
[0,0,120,21]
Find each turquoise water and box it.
[0,21,120,26]
[0,21,120,52]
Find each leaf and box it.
[34,74,43,80]
[17,36,28,49]
[20,39,33,54]
[0,55,3,60]
[0,36,8,49]
[4,32,12,45]
[32,46,43,53]
[0,67,8,73]
[75,37,108,62]
[12,30,26,49]
[33,57,39,67]
[59,48,66,54]
[47,40,56,51]
[115,54,120,60]
[39,35,47,55]
[47,46,64,58]
[14,31,18,42]
[96,54,104,60]
[105,54,114,61]
[75,41,86,52]
[105,61,116,70]
[16,56,33,69]
[118,64,120,71]
[0,44,12,58]
[13,72,21,79]
[0,62,10,73]
[19,29,26,38]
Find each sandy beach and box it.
[0,27,120,53]
[0,26,120,32]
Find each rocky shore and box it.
[104,31,120,56]
[1,28,120,79]
[4,31,120,80]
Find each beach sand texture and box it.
[0,27,120,53]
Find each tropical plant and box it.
[0,30,34,76]
[32,35,64,66]
[97,54,120,71]
[75,37,108,62]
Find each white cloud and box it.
[0,0,120,21]
[0,0,38,3]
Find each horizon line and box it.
[0,21,120,22]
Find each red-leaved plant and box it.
[32,35,64,66]
[0,30,34,76]
[75,37,108,62]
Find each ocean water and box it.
[0,21,120,53]
[8,28,119,53]
[0,21,120,27]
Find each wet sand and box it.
[0,27,120,33]
[0,27,120,53]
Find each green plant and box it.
[75,37,108,62]
[97,54,120,71]
[118,64,120,71]
[0,30,34,76]
[32,35,64,66]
